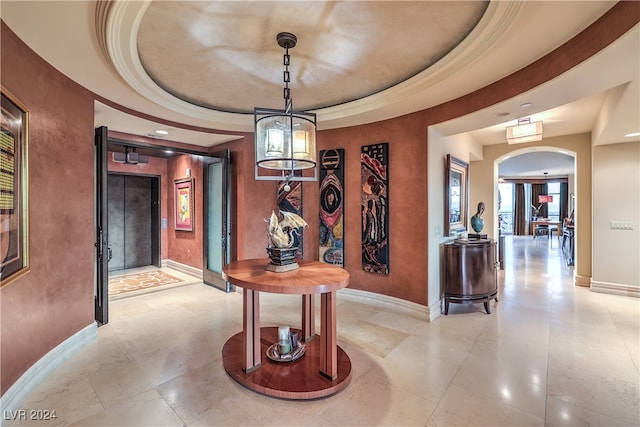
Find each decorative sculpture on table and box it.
[469,201,487,239]
[265,210,308,272]
[277,180,303,258]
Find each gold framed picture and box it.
[174,178,194,232]
[1,87,30,285]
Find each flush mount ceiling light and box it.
[112,146,148,164]
[254,32,317,183]
[506,118,543,144]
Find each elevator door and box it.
[107,174,160,271]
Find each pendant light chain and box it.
[283,46,291,113]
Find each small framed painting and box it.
[174,178,194,231]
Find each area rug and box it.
[108,270,185,296]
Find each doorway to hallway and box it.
[94,126,233,325]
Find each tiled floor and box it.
[7,236,640,426]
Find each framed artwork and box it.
[444,154,468,236]
[361,143,389,274]
[319,149,344,267]
[1,87,30,286]
[174,178,194,231]
[277,179,303,258]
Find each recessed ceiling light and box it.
[155,130,169,135]
[520,102,532,108]
[625,132,640,138]
[164,150,174,154]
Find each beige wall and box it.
[426,129,483,313]
[468,133,593,284]
[592,141,640,292]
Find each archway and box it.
[494,145,577,270]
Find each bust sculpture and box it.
[470,201,485,233]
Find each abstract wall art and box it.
[361,143,389,274]
[319,149,344,266]
[174,178,194,231]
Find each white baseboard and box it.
[591,280,640,298]
[0,323,97,425]
[338,288,431,321]
[232,283,437,321]
[428,299,443,322]
[164,259,202,279]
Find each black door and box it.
[94,126,109,325]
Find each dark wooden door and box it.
[94,126,109,325]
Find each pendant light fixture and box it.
[254,32,317,182]
[506,118,543,144]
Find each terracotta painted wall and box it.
[214,121,431,306]
[213,136,284,261]
[166,154,204,268]
[107,153,169,260]
[0,22,95,395]
[313,116,430,304]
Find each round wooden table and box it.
[221,258,352,399]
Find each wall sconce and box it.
[506,118,543,144]
[255,32,317,183]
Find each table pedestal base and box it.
[222,327,352,400]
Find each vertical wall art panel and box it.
[277,180,303,258]
[361,143,389,274]
[319,149,345,266]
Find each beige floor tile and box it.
[86,358,153,408]
[4,377,103,427]
[546,357,640,425]
[426,383,545,427]
[319,364,437,426]
[7,238,639,426]
[69,389,183,426]
[155,361,237,424]
[380,339,461,402]
[189,400,262,426]
[545,396,635,426]
[339,320,410,358]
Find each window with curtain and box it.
[503,178,568,235]
[547,182,560,221]
[514,183,526,235]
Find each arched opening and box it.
[494,146,577,271]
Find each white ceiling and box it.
[2,1,639,177]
